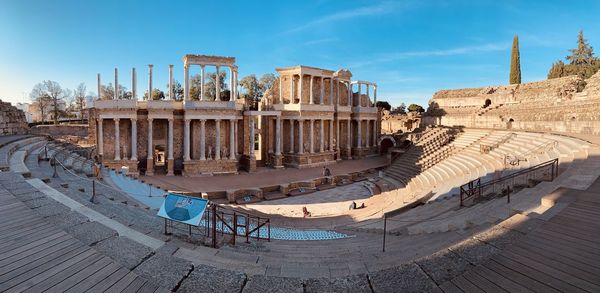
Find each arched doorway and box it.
[483,99,492,108]
[378,136,397,155]
[507,118,514,129]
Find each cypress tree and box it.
[509,35,521,84]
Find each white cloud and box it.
[303,37,338,46]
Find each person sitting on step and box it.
[302,206,311,218]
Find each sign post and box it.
[157,193,209,237]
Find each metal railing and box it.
[460,158,559,207]
[504,140,558,167]
[480,132,516,154]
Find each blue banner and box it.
[157,193,208,226]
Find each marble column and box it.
[114,118,120,160]
[147,118,153,175]
[183,64,189,101]
[148,64,154,101]
[183,119,190,161]
[319,119,324,152]
[275,116,281,156]
[229,67,234,101]
[320,76,324,104]
[298,74,303,104]
[348,82,352,106]
[329,119,334,151]
[131,68,137,100]
[357,119,362,148]
[168,118,174,161]
[233,68,238,100]
[357,83,362,107]
[336,79,340,105]
[336,119,340,154]
[234,120,238,155]
[249,118,255,158]
[215,119,221,160]
[114,68,118,100]
[366,84,370,107]
[298,120,304,154]
[200,65,205,100]
[168,65,174,100]
[97,73,101,100]
[347,119,351,150]
[131,118,137,161]
[374,86,377,106]
[373,119,377,146]
[309,76,314,105]
[366,120,370,147]
[289,119,294,153]
[215,66,220,101]
[229,119,236,159]
[97,118,103,156]
[167,118,174,176]
[329,78,333,105]
[279,76,283,104]
[199,120,206,160]
[309,119,314,153]
[289,75,294,103]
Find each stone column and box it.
[366,84,370,107]
[167,118,174,176]
[97,118,103,157]
[131,118,137,161]
[183,119,190,161]
[289,75,294,103]
[365,120,370,147]
[200,65,205,100]
[249,117,255,158]
[132,68,136,100]
[348,82,352,106]
[229,119,236,159]
[114,118,120,160]
[329,78,333,105]
[279,75,283,104]
[357,119,362,148]
[148,65,154,101]
[374,85,377,106]
[358,83,362,107]
[215,66,220,101]
[336,79,340,105]
[183,64,189,101]
[229,67,234,101]
[289,119,294,153]
[336,119,340,155]
[298,74,303,104]
[233,68,238,100]
[168,65,174,100]
[319,119,324,152]
[147,118,154,175]
[373,119,378,146]
[309,119,314,153]
[347,119,351,150]
[320,76,324,104]
[275,116,281,156]
[200,120,206,160]
[114,68,118,100]
[97,73,101,100]
[298,120,304,154]
[309,76,314,105]
[329,119,334,152]
[234,120,238,155]
[215,119,221,160]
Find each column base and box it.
[273,154,284,169]
[166,159,174,176]
[146,159,154,176]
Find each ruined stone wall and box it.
[0,100,28,135]
[30,125,88,138]
[380,111,421,134]
[264,77,350,106]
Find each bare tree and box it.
[73,83,87,122]
[100,83,132,100]
[29,83,52,124]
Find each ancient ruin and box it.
[0,99,28,135]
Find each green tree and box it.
[567,31,595,65]
[391,102,406,114]
[143,89,165,100]
[166,80,184,100]
[509,35,521,84]
[100,83,132,100]
[548,31,600,79]
[239,73,277,109]
[407,103,424,113]
[375,101,391,110]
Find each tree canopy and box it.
[29,80,71,124]
[239,73,276,109]
[407,103,424,113]
[375,101,391,110]
[509,35,521,84]
[548,31,600,79]
[390,102,406,114]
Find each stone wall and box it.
[30,124,88,138]
[0,100,28,135]
[380,111,420,134]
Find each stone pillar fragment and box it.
[167,118,174,176]
[200,120,206,160]
[131,118,137,161]
[132,68,137,100]
[114,68,118,100]
[168,65,174,100]
[114,118,120,160]
[230,119,236,159]
[200,65,205,100]
[146,118,153,175]
[183,119,190,161]
[148,65,154,101]
[215,119,221,160]
[275,116,281,155]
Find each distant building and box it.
[15,102,33,123]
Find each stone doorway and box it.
[484,99,492,108]
[507,118,514,129]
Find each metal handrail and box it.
[480,132,516,154]
[504,140,558,166]
[460,158,558,207]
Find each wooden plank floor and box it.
[0,190,168,293]
[440,190,600,292]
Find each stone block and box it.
[64,221,117,245]
[177,264,246,293]
[94,236,154,269]
[304,274,372,293]
[242,275,303,293]
[133,252,193,291]
[415,250,473,285]
[369,262,437,293]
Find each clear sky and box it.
[1,0,599,107]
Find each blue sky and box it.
[1,0,599,107]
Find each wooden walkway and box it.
[0,189,168,293]
[439,188,600,292]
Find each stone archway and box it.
[378,135,397,155]
[484,99,492,108]
[507,118,514,130]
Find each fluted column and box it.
[298,120,304,154]
[309,119,314,153]
[131,68,137,100]
[97,73,102,100]
[319,119,324,152]
[168,118,174,160]
[365,120,370,147]
[114,68,118,100]
[215,66,220,101]
[329,119,334,151]
[168,65,174,100]
[229,67,234,101]
[234,120,238,155]
[183,119,190,161]
[366,84,370,107]
[229,119,236,159]
[336,119,340,154]
[289,119,295,153]
[374,85,377,106]
[275,116,281,156]
[358,83,362,108]
[336,79,340,105]
[215,119,221,160]
[148,64,154,101]
[357,119,362,148]
[146,118,153,175]
[131,118,137,161]
[347,119,351,150]
[199,120,206,160]
[309,76,314,104]
[348,82,352,106]
[249,117,255,158]
[183,64,189,101]
[320,76,324,104]
[97,118,103,156]
[114,118,120,160]
[167,118,174,176]
[200,65,205,100]
[279,76,283,104]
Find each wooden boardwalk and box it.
[0,189,168,293]
[439,188,600,292]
